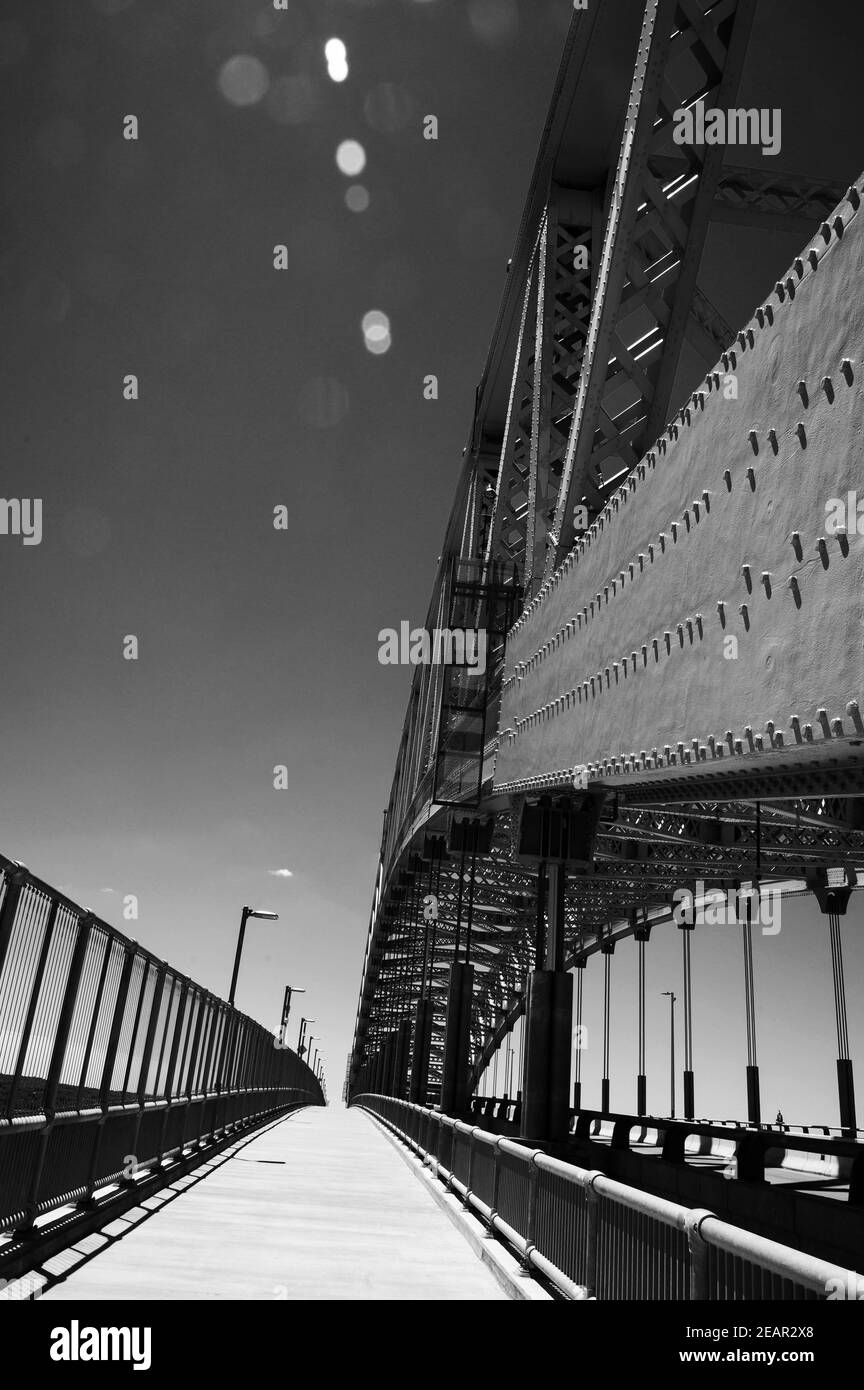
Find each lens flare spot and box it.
[362,310,392,355]
[324,37,349,82]
[218,54,270,107]
[345,184,370,213]
[336,139,366,177]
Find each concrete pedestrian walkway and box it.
[39,1104,509,1301]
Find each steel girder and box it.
[352,788,864,1095]
[548,0,757,575]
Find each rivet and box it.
[794,257,804,279]
[761,572,772,598]
[796,422,807,447]
[723,469,732,491]
[797,381,808,406]
[822,376,835,403]
[848,185,862,210]
[833,216,845,238]
[846,700,864,733]
[748,430,759,454]
[746,466,756,487]
[775,281,786,301]
[820,222,832,244]
[768,429,778,455]
[807,249,819,271]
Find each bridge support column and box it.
[573,955,586,1114]
[392,1018,411,1100]
[600,938,613,1115]
[521,862,572,1143]
[520,968,573,1142]
[381,1034,396,1096]
[679,919,695,1121]
[635,914,651,1117]
[740,887,761,1126]
[371,1044,383,1095]
[409,996,433,1105]
[808,869,857,1136]
[440,961,474,1117]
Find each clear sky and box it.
[0,0,571,1094]
[1,0,861,1123]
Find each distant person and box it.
[775,1109,785,1127]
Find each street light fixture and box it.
[662,991,677,1118]
[228,907,279,1008]
[298,1019,315,1058]
[279,986,304,1048]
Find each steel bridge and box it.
[343,0,864,1298]
[2,0,864,1306]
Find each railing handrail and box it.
[0,851,271,1041]
[570,1106,863,1156]
[0,854,324,1236]
[354,1094,864,1301]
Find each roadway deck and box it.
[36,1105,508,1301]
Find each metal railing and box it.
[566,1108,864,1198]
[0,855,322,1234]
[354,1095,864,1302]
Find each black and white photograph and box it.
[0,0,862,1361]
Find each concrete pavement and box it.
[38,1104,509,1301]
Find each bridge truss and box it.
[349,0,864,1143]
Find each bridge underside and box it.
[350,1,864,1122]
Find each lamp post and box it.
[662,991,677,1118]
[279,986,304,1048]
[298,1019,314,1058]
[228,907,279,1008]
